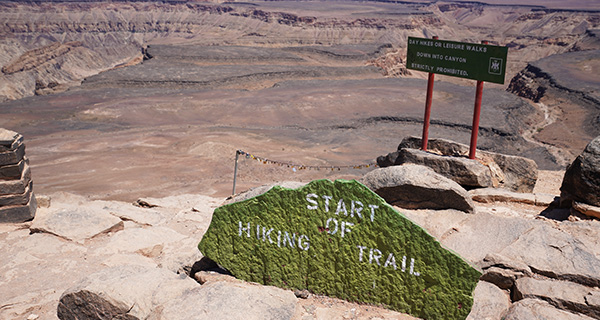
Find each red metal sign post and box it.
[469,80,484,159]
[421,36,438,151]
[468,40,488,159]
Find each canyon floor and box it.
[1,41,595,201]
[0,0,598,201]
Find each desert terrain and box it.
[0,0,600,319]
[0,0,598,200]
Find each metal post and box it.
[232,150,240,195]
[421,36,438,151]
[469,81,484,159]
[469,40,489,160]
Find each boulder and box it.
[381,136,538,193]
[359,164,475,213]
[504,299,595,320]
[376,151,400,168]
[400,208,470,240]
[57,265,199,320]
[398,136,470,158]
[157,281,297,320]
[480,253,533,275]
[194,270,238,285]
[560,135,600,207]
[395,148,494,188]
[513,277,600,319]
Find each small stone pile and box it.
[0,128,36,223]
[377,136,538,193]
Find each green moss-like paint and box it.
[198,179,481,320]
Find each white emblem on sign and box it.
[489,57,502,75]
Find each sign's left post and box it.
[421,36,438,151]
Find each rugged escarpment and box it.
[0,30,142,101]
[507,48,600,158]
[0,0,438,101]
[509,49,600,105]
[507,65,548,103]
[1,1,599,101]
[2,42,81,75]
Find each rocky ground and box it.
[3,168,600,320]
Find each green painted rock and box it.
[198,179,481,320]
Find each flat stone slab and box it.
[0,162,31,196]
[0,181,32,206]
[0,142,25,166]
[0,128,20,149]
[89,199,167,226]
[403,210,536,264]
[499,223,600,288]
[0,192,36,223]
[573,201,600,219]
[0,158,27,181]
[30,206,123,243]
[95,226,187,255]
[469,188,557,206]
[504,299,595,320]
[514,277,600,319]
[199,179,481,320]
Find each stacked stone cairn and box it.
[0,128,36,223]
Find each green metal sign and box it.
[406,37,508,84]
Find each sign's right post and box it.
[469,40,489,160]
[469,80,484,159]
